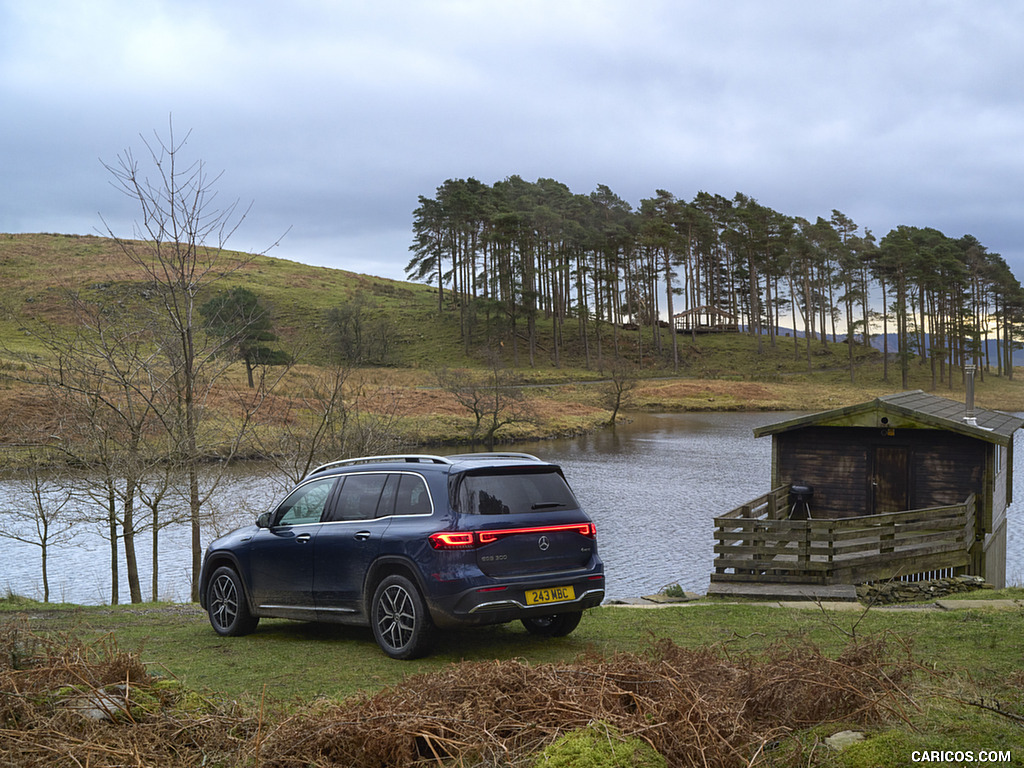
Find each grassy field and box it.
[2,593,1023,766]
[6,235,1024,455]
[8,594,1022,701]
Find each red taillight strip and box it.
[477,522,595,544]
[429,522,596,550]
[428,531,476,549]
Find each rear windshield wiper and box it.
[531,501,566,510]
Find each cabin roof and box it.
[753,390,1023,446]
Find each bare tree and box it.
[101,120,284,600]
[7,296,168,604]
[251,364,404,490]
[436,353,534,449]
[602,358,639,426]
[7,280,289,604]
[135,456,184,603]
[0,454,77,603]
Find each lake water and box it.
[2,411,1022,604]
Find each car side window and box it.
[395,474,432,516]
[274,478,336,526]
[375,474,399,518]
[333,473,389,521]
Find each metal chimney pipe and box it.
[964,364,977,425]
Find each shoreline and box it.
[2,371,1024,470]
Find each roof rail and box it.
[310,454,454,474]
[445,452,543,462]
[309,452,545,475]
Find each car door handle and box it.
[354,531,372,541]
[296,533,312,543]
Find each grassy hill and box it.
[4,231,1024,440]
[0,232,473,369]
[0,232,886,376]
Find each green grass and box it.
[0,232,477,369]
[5,597,1024,765]
[10,598,1022,698]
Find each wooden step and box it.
[705,582,859,602]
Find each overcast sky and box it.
[3,1,1023,283]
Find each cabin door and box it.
[871,445,909,514]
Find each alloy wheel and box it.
[371,574,431,659]
[210,572,239,632]
[376,583,416,651]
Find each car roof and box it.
[308,452,556,477]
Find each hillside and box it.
[0,232,865,377]
[0,232,473,369]
[4,232,1024,448]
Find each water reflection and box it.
[1,411,1021,604]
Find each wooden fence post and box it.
[714,521,726,575]
[798,521,810,569]
[826,525,835,582]
[880,522,896,555]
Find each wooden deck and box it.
[712,486,976,585]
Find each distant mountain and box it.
[760,325,1024,367]
[865,334,1024,367]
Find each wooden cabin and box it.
[672,305,739,334]
[711,390,1023,589]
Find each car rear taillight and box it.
[478,522,596,544]
[429,522,596,550]
[428,531,477,549]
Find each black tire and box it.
[370,574,432,659]
[521,611,583,638]
[206,566,259,636]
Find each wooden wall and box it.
[981,518,1007,589]
[774,427,868,517]
[911,431,986,507]
[774,426,990,522]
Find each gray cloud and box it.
[3,0,1023,281]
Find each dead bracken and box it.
[1,619,915,768]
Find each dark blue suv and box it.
[198,453,605,658]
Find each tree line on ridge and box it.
[407,176,1022,387]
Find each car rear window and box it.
[457,469,578,515]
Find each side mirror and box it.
[256,511,273,529]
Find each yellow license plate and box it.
[525,585,575,606]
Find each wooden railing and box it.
[712,486,977,585]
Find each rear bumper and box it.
[427,572,606,628]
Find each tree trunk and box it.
[108,489,119,605]
[152,504,160,603]
[123,480,142,604]
[41,544,50,603]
